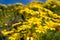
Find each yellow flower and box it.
[46,20,55,28]
[35,26,46,33]
[50,28,56,30]
[52,5,56,8]
[9,37,15,40]
[12,22,21,27]
[17,27,23,32]
[43,26,49,30]
[4,23,8,26]
[19,10,24,14]
[27,37,33,40]
[8,33,20,40]
[1,29,9,36]
[17,24,31,32]
[9,29,15,34]
[57,1,60,6]
[27,17,41,24]
[52,14,58,18]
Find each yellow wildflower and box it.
[1,29,9,36]
[27,17,41,25]
[50,28,56,30]
[35,26,45,33]
[52,5,56,8]
[8,37,16,40]
[4,23,8,26]
[27,37,33,40]
[9,33,20,40]
[12,22,21,27]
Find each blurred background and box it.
[0,0,46,5]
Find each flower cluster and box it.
[0,0,60,40]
